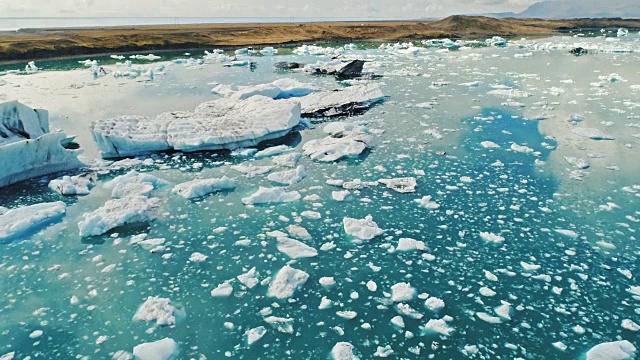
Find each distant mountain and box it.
[488,0,640,19]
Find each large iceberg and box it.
[0,202,66,243]
[92,96,302,158]
[0,101,82,188]
[586,340,636,360]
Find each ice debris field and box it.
[0,32,639,360]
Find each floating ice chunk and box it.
[572,128,615,140]
[378,177,417,193]
[232,79,316,100]
[264,316,294,334]
[415,196,440,209]
[319,296,333,309]
[232,164,274,178]
[391,316,405,328]
[396,238,426,252]
[132,338,178,360]
[300,84,385,118]
[336,311,357,320]
[0,202,66,242]
[107,171,168,199]
[92,96,301,158]
[319,277,336,288]
[554,229,578,239]
[78,196,159,237]
[260,47,278,56]
[622,319,639,332]
[0,101,82,188]
[172,176,236,199]
[331,342,358,360]
[520,261,541,271]
[189,252,208,263]
[479,287,496,297]
[511,143,534,153]
[287,225,312,241]
[276,236,318,259]
[237,267,259,288]
[374,345,394,357]
[254,145,294,159]
[586,340,636,360]
[391,282,416,302]
[242,187,301,205]
[0,352,15,360]
[480,232,504,243]
[617,28,629,37]
[424,297,445,312]
[343,215,385,241]
[268,166,307,186]
[245,326,267,346]
[48,174,95,196]
[564,157,590,169]
[333,190,351,202]
[211,281,233,297]
[553,342,568,352]
[133,296,182,326]
[267,265,309,299]
[495,302,511,320]
[272,152,301,168]
[420,318,455,336]
[477,312,502,324]
[303,122,373,162]
[25,61,38,73]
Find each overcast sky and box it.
[2,0,540,18]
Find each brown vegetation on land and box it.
[1,15,639,62]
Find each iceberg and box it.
[343,215,385,241]
[378,177,417,193]
[172,177,236,199]
[300,84,385,118]
[276,236,318,259]
[92,96,301,158]
[0,101,83,188]
[0,202,66,243]
[586,340,636,360]
[331,342,358,360]
[267,166,307,186]
[78,196,160,237]
[132,338,178,360]
[226,78,317,100]
[267,265,309,299]
[133,296,183,326]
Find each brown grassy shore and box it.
[1,15,639,62]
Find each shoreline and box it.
[1,16,640,63]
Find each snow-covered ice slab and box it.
[0,202,66,243]
[276,236,318,259]
[0,101,82,188]
[172,177,236,199]
[78,196,160,237]
[586,340,636,360]
[303,122,373,162]
[267,265,309,299]
[242,187,301,205]
[300,84,385,118]
[92,96,302,158]
[132,338,178,360]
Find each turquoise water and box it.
[0,38,639,359]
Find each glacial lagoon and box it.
[0,34,639,359]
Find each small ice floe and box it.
[92,96,301,158]
[571,127,615,140]
[510,143,534,154]
[25,61,38,73]
[585,340,636,360]
[260,47,278,56]
[211,281,233,297]
[622,319,640,332]
[391,282,416,302]
[0,202,66,243]
[130,54,161,61]
[300,84,384,118]
[396,238,426,252]
[245,326,267,346]
[303,122,373,162]
[132,338,178,360]
[378,177,417,193]
[415,196,440,209]
[219,78,317,100]
[481,141,500,149]
[476,312,502,324]
[568,114,585,125]
[420,318,455,336]
[487,88,532,98]
[272,152,301,168]
[48,174,96,196]
[133,296,183,326]
[267,265,309,299]
[232,164,274,178]
[617,28,629,37]
[287,225,311,241]
[554,229,578,239]
[237,267,259,288]
[268,166,307,186]
[189,252,208,263]
[0,101,83,188]
[276,236,318,259]
[331,342,358,360]
[78,195,160,237]
[172,177,236,199]
[564,157,590,169]
[254,145,294,158]
[241,187,301,205]
[343,215,385,241]
[479,232,505,243]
